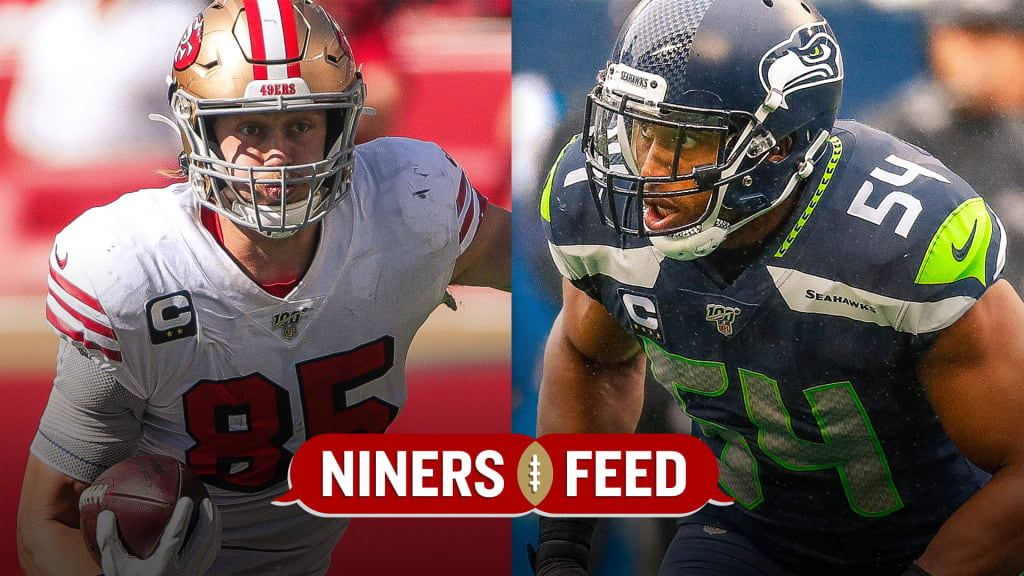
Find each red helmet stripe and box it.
[280,0,302,78]
[244,0,269,80]
[245,0,301,80]
[278,0,300,59]
[278,0,302,78]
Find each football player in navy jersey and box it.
[535,0,1024,575]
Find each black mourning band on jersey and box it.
[901,564,932,576]
[532,516,598,575]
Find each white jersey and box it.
[36,138,486,575]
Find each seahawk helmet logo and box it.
[706,304,741,337]
[758,21,843,110]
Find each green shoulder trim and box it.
[540,135,579,223]
[775,136,843,258]
[915,198,992,288]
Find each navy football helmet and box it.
[583,0,843,259]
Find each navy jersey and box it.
[542,121,1007,572]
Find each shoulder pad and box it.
[355,137,459,182]
[353,137,482,258]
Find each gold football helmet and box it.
[163,0,365,237]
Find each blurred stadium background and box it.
[512,0,1023,574]
[0,0,509,575]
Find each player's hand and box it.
[96,496,222,576]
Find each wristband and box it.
[532,516,598,573]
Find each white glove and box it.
[96,497,222,576]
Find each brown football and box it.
[79,454,208,564]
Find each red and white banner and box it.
[274,434,733,517]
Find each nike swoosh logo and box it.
[54,245,68,269]
[951,219,978,262]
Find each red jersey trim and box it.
[47,288,117,340]
[49,263,105,314]
[46,306,123,362]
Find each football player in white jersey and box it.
[15,1,510,575]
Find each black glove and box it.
[901,564,932,576]
[529,517,598,576]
